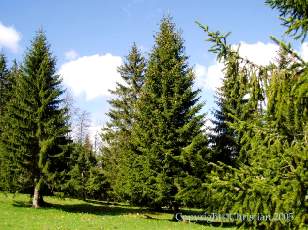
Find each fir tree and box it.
[101,43,146,200]
[266,0,308,41]
[197,23,261,165]
[0,31,70,207]
[0,58,21,192]
[210,54,246,165]
[0,54,10,191]
[66,135,96,200]
[0,54,10,119]
[198,22,307,229]
[130,17,209,213]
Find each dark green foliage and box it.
[65,136,106,200]
[198,23,307,229]
[0,58,22,192]
[210,54,246,165]
[0,54,10,118]
[0,31,70,207]
[266,0,308,41]
[197,24,261,165]
[101,43,146,200]
[130,17,209,210]
[0,54,11,191]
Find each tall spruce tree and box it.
[0,31,70,207]
[0,58,20,192]
[0,54,10,119]
[198,22,307,230]
[101,43,146,200]
[197,23,263,165]
[130,17,209,212]
[210,53,247,165]
[0,54,10,191]
[66,135,96,200]
[266,0,308,41]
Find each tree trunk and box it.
[32,187,41,208]
[32,178,44,208]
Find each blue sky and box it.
[1,0,307,139]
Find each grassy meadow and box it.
[0,193,236,230]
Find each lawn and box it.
[0,192,236,230]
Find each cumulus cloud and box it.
[235,42,280,66]
[0,22,21,53]
[196,42,281,91]
[300,42,308,61]
[59,53,123,100]
[64,49,79,60]
[195,62,224,91]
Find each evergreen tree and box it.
[209,49,307,229]
[0,54,10,191]
[266,0,308,41]
[130,17,209,213]
[0,54,10,119]
[0,31,70,207]
[198,23,307,229]
[196,24,264,165]
[66,135,96,200]
[0,58,21,192]
[210,53,247,165]
[101,43,146,200]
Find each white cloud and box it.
[196,42,281,91]
[195,62,224,91]
[59,53,123,100]
[64,49,79,60]
[0,22,21,53]
[300,42,308,61]
[235,42,279,66]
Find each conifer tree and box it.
[210,54,246,165]
[0,58,21,192]
[0,54,10,119]
[101,43,146,200]
[66,135,96,200]
[0,31,70,207]
[130,17,209,212]
[198,23,307,229]
[0,54,10,191]
[266,0,308,41]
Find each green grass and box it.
[0,192,236,230]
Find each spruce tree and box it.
[198,23,307,229]
[210,53,247,165]
[0,54,10,119]
[0,54,9,191]
[101,43,145,200]
[196,23,264,165]
[0,58,21,192]
[66,135,96,200]
[0,31,70,207]
[266,0,308,41]
[130,17,208,212]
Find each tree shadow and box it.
[47,200,164,218]
[85,199,130,207]
[12,198,237,228]
[189,220,237,228]
[12,200,32,208]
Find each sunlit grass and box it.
[0,192,236,230]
